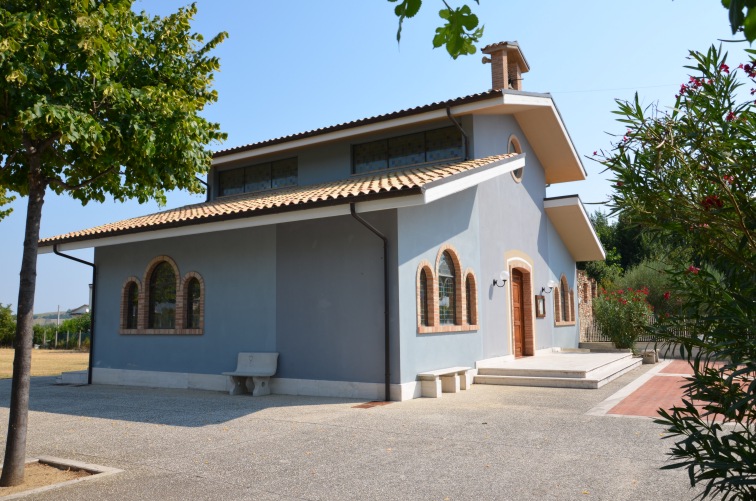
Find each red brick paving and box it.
[659,359,694,375]
[608,374,690,417]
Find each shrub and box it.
[593,287,653,349]
[617,259,677,317]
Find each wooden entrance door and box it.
[512,269,525,358]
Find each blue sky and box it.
[0,0,749,313]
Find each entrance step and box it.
[474,354,642,389]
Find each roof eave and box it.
[543,195,605,262]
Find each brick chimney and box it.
[481,41,530,91]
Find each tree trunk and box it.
[0,175,45,487]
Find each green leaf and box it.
[744,8,756,40]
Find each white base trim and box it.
[93,368,229,392]
[92,368,420,401]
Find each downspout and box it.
[446,106,469,160]
[53,245,96,385]
[349,203,391,401]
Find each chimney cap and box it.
[481,41,530,73]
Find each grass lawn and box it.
[0,349,89,379]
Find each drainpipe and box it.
[446,106,469,160]
[349,203,391,402]
[53,245,96,385]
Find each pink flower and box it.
[701,195,723,210]
[664,291,671,300]
[720,63,730,73]
[726,111,736,122]
[723,175,734,184]
[687,265,700,274]
[593,151,597,156]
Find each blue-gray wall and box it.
[392,114,579,383]
[94,213,400,384]
[94,226,277,374]
[275,212,400,384]
[94,112,579,387]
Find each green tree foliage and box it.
[616,259,676,318]
[388,0,483,58]
[0,188,14,220]
[579,211,623,287]
[0,1,226,486]
[601,46,755,499]
[0,304,15,346]
[59,313,90,337]
[723,0,756,41]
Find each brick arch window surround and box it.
[554,274,576,326]
[464,270,478,326]
[122,256,205,335]
[417,246,477,334]
[181,272,205,332]
[120,277,141,332]
[416,263,435,328]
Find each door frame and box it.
[506,254,535,357]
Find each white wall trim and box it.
[422,157,524,204]
[92,368,420,401]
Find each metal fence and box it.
[581,316,694,343]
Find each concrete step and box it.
[476,352,635,379]
[474,356,642,389]
[56,370,88,385]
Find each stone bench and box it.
[222,352,279,396]
[417,366,473,398]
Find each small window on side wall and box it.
[508,135,524,182]
[126,282,139,329]
[186,278,201,329]
[465,272,477,325]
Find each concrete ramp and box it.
[474,352,642,389]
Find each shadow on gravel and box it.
[0,376,362,427]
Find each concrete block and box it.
[441,374,460,393]
[421,379,442,398]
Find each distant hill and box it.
[33,311,74,326]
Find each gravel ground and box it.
[0,366,701,501]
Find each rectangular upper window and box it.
[352,126,463,174]
[218,157,298,197]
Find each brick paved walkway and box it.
[607,360,694,418]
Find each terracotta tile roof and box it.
[40,153,517,247]
[213,89,503,158]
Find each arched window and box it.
[185,277,201,329]
[126,282,139,329]
[149,262,177,329]
[465,272,477,325]
[419,268,429,327]
[438,251,456,325]
[561,276,570,322]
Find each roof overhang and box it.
[213,91,585,184]
[39,155,525,254]
[543,195,605,262]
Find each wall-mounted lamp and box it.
[492,270,509,288]
[540,280,558,295]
